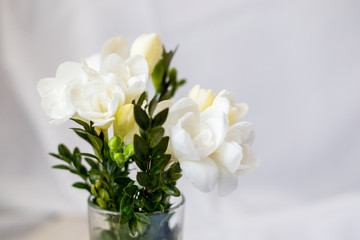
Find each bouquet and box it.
[37,33,258,239]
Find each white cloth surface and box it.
[1,0,360,239]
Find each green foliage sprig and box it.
[151,47,186,101]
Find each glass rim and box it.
[88,194,185,216]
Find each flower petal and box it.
[178,112,201,138]
[170,125,200,161]
[226,122,254,145]
[167,98,200,125]
[101,36,128,60]
[235,144,259,176]
[199,112,229,156]
[100,54,129,80]
[217,166,238,196]
[154,100,173,116]
[126,55,149,79]
[211,141,243,173]
[56,62,83,82]
[180,157,219,192]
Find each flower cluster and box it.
[37,34,162,131]
[158,86,258,196]
[37,33,258,234]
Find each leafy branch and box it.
[151,47,186,101]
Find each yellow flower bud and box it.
[188,85,214,112]
[114,104,136,139]
[130,33,163,74]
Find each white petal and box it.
[235,103,248,121]
[199,112,229,156]
[226,122,254,145]
[84,54,101,71]
[235,144,259,176]
[211,141,243,173]
[100,54,129,79]
[214,89,235,106]
[125,77,146,103]
[37,77,57,97]
[101,36,128,60]
[126,55,149,78]
[178,112,201,138]
[217,166,238,196]
[170,126,200,161]
[56,62,83,82]
[167,98,200,125]
[201,96,231,118]
[154,100,173,116]
[180,157,219,192]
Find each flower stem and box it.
[102,129,109,142]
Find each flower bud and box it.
[95,180,102,189]
[96,198,107,209]
[99,189,110,201]
[108,136,122,152]
[114,104,135,139]
[114,152,125,163]
[91,185,97,196]
[130,33,163,74]
[188,85,214,112]
[123,143,135,160]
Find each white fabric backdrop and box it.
[1,0,360,239]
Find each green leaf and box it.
[58,144,72,158]
[168,162,182,173]
[88,169,102,176]
[151,60,165,91]
[134,212,151,225]
[133,134,149,161]
[49,153,62,160]
[148,96,159,117]
[150,154,171,174]
[120,195,134,224]
[162,185,181,197]
[79,165,88,177]
[52,164,71,171]
[169,173,182,182]
[72,129,91,144]
[149,127,165,148]
[136,92,147,107]
[124,184,138,197]
[134,105,150,130]
[78,152,99,159]
[72,182,89,191]
[133,155,147,172]
[70,118,91,132]
[85,158,98,169]
[129,217,137,237]
[136,172,148,187]
[152,108,169,127]
[149,190,162,203]
[87,133,103,154]
[151,137,169,158]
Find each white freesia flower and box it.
[37,35,151,127]
[37,62,86,124]
[69,78,125,129]
[163,85,258,196]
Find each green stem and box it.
[102,129,109,142]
